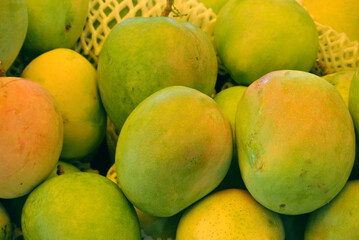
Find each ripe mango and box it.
[0,77,63,198]
[236,70,355,214]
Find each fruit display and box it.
[1,0,359,239]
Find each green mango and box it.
[0,202,12,240]
[21,173,141,239]
[0,0,28,71]
[305,180,359,239]
[116,86,232,217]
[98,17,218,131]
[214,0,318,86]
[23,0,89,56]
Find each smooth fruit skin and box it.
[0,0,28,71]
[116,86,232,217]
[106,164,180,239]
[176,189,285,240]
[213,86,247,190]
[21,172,141,240]
[0,77,63,199]
[23,0,89,56]
[21,48,106,161]
[197,0,230,13]
[322,70,354,106]
[236,70,355,215]
[97,17,218,131]
[214,0,318,86]
[301,0,359,42]
[304,180,359,240]
[0,202,12,240]
[348,68,359,177]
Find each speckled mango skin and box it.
[236,70,355,215]
[0,202,12,240]
[116,86,232,217]
[21,173,141,240]
[304,180,359,240]
[176,189,285,240]
[98,17,218,131]
[0,77,63,199]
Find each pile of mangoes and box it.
[1,0,359,239]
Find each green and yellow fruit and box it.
[176,189,285,239]
[301,0,359,42]
[214,0,318,85]
[98,17,218,131]
[21,173,141,239]
[116,86,232,217]
[23,0,89,56]
[0,77,63,199]
[322,70,354,106]
[0,202,12,240]
[305,180,359,239]
[0,0,28,71]
[236,70,355,214]
[22,48,106,162]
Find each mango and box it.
[197,0,229,13]
[301,0,359,42]
[23,0,89,56]
[236,70,355,214]
[106,164,180,239]
[214,0,318,85]
[21,48,106,162]
[304,180,359,239]
[1,161,80,227]
[322,70,354,106]
[98,17,218,131]
[348,68,359,178]
[0,77,63,199]
[0,202,12,240]
[176,189,285,239]
[21,172,141,239]
[0,0,28,71]
[116,86,232,217]
[213,86,247,190]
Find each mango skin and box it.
[21,173,141,240]
[21,48,106,161]
[301,0,359,42]
[0,77,63,199]
[176,189,285,240]
[197,0,229,13]
[214,0,318,86]
[236,70,355,215]
[116,86,232,217]
[23,0,89,56]
[98,17,218,131]
[348,68,359,178]
[0,0,28,71]
[0,202,12,240]
[213,86,247,190]
[304,180,359,240]
[322,70,354,106]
